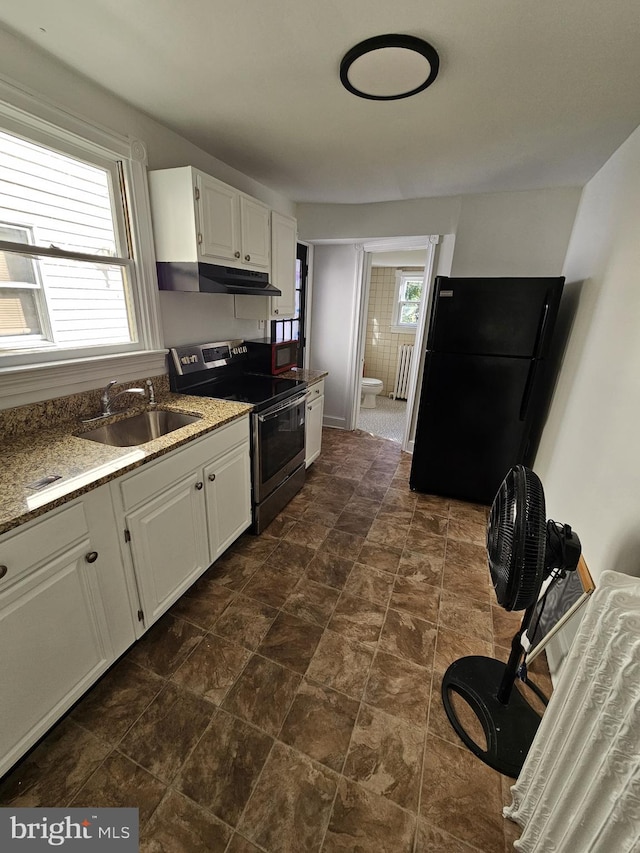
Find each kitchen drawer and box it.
[308,379,324,399]
[118,416,249,511]
[0,503,88,588]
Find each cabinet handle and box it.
[208,473,216,482]
[244,254,251,262]
[234,251,241,259]
[195,481,204,490]
[85,551,98,564]
[274,309,279,315]
[0,565,7,579]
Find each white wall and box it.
[450,188,582,277]
[157,292,265,349]
[309,244,360,428]
[0,25,295,356]
[536,124,640,590]
[298,187,581,279]
[298,196,461,241]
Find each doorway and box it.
[270,242,308,366]
[295,242,308,367]
[352,237,438,451]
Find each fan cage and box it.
[487,466,546,611]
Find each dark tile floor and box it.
[0,427,553,852]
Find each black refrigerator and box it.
[409,275,564,505]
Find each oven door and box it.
[253,391,308,503]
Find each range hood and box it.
[156,261,282,296]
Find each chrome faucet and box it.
[146,378,156,406]
[100,379,146,416]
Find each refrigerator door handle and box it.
[519,360,538,421]
[533,301,550,358]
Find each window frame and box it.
[0,221,53,345]
[391,269,424,333]
[0,75,165,408]
[0,122,141,363]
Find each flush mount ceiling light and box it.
[340,34,440,101]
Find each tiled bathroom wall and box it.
[363,266,422,395]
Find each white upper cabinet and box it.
[149,166,270,272]
[235,210,297,320]
[270,211,297,316]
[239,195,271,269]
[196,173,239,262]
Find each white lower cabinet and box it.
[305,380,325,467]
[0,501,114,777]
[205,442,252,561]
[126,471,210,627]
[114,415,251,631]
[0,414,251,776]
[82,485,139,658]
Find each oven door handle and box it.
[257,391,309,422]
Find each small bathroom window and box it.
[391,270,423,332]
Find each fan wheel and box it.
[488,465,546,610]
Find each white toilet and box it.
[361,377,384,408]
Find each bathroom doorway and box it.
[351,236,439,451]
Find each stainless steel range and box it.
[169,340,307,533]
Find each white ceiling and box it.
[1,1,640,204]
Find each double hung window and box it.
[392,270,424,332]
[0,127,138,358]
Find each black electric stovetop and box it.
[183,373,306,412]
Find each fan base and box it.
[441,656,542,778]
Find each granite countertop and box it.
[279,368,328,385]
[0,394,253,537]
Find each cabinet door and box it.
[0,540,112,776]
[126,472,209,627]
[204,443,252,561]
[234,211,296,321]
[305,395,324,467]
[196,173,239,262]
[270,211,297,317]
[239,195,270,269]
[83,485,138,659]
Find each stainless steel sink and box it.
[78,410,201,447]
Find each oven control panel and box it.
[202,344,232,364]
[170,340,247,375]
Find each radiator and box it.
[391,345,414,400]
[504,570,640,853]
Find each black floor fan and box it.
[441,465,581,777]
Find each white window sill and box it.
[0,349,168,410]
[390,325,417,335]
